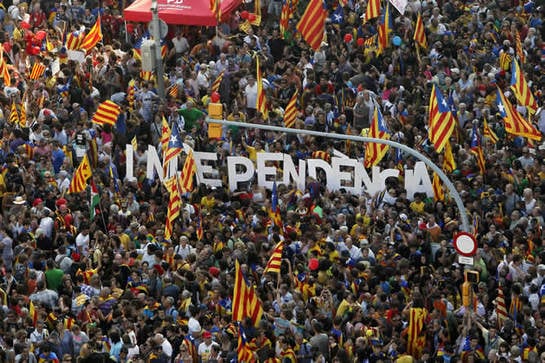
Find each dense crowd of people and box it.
[1,0,545,361]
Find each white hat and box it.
[399,213,408,221]
[13,196,26,205]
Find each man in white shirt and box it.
[198,331,219,361]
[245,76,258,118]
[153,334,173,359]
[56,170,71,194]
[75,225,90,256]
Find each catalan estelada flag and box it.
[65,31,85,50]
[232,260,263,327]
[407,307,428,359]
[413,12,427,49]
[92,100,121,126]
[80,15,103,53]
[496,87,541,140]
[284,90,298,128]
[164,124,183,168]
[428,84,456,153]
[364,105,390,168]
[296,0,327,51]
[29,63,46,80]
[510,58,537,112]
[68,154,92,193]
[237,324,255,362]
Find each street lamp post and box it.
[205,118,471,233]
[151,0,165,99]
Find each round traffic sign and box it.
[453,232,477,257]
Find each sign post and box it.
[453,232,478,265]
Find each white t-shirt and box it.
[198,341,218,361]
[245,83,258,109]
[75,233,90,256]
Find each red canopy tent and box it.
[123,0,241,26]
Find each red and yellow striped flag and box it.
[232,260,264,327]
[161,116,171,154]
[312,150,331,162]
[284,90,298,128]
[29,300,38,327]
[510,58,537,112]
[296,0,327,51]
[68,154,92,193]
[127,79,136,110]
[65,31,85,50]
[92,100,121,126]
[256,57,268,119]
[432,172,444,201]
[9,101,19,125]
[428,84,456,153]
[0,50,10,87]
[64,317,75,330]
[210,0,221,21]
[211,70,224,93]
[164,175,181,240]
[442,141,456,172]
[407,307,428,359]
[499,51,512,71]
[496,87,541,140]
[180,150,197,193]
[169,84,178,98]
[363,0,380,23]
[377,2,390,55]
[496,284,508,328]
[483,117,499,144]
[364,106,390,168]
[264,242,283,274]
[81,15,103,53]
[140,70,153,81]
[515,30,525,64]
[19,102,26,128]
[413,12,427,49]
[29,63,46,80]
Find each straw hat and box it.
[13,196,26,205]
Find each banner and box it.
[125,145,434,199]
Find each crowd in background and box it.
[1,0,545,361]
